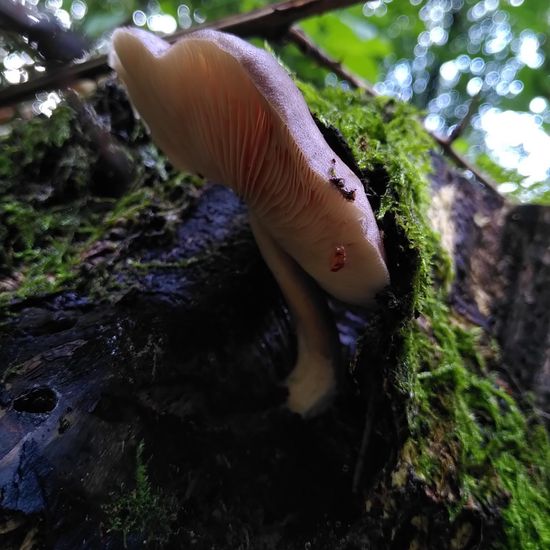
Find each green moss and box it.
[0,103,199,307]
[104,442,176,548]
[0,106,73,181]
[0,197,85,303]
[300,84,549,548]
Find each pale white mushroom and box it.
[110,28,390,415]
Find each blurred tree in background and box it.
[1,0,548,201]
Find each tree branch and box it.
[0,0,88,64]
[432,133,500,195]
[176,0,364,40]
[445,92,481,145]
[0,0,364,108]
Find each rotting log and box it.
[0,83,548,549]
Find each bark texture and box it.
[431,155,550,413]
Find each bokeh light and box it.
[0,0,547,201]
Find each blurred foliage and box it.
[0,0,548,202]
[0,91,197,305]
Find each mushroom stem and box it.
[250,216,340,415]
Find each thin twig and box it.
[0,0,365,108]
[0,0,89,63]
[446,92,481,145]
[287,27,377,97]
[0,56,109,109]
[287,26,500,195]
[432,133,500,195]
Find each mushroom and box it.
[109,28,390,415]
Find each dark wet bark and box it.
[494,205,550,413]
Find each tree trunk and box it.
[431,154,549,413]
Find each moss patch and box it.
[104,442,177,548]
[300,83,549,549]
[0,96,200,308]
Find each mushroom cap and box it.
[110,28,389,306]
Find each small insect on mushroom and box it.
[329,177,345,189]
[329,159,356,201]
[330,245,347,272]
[340,188,356,202]
[329,158,337,177]
[110,28,389,416]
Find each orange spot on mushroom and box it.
[330,245,347,272]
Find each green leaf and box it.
[83,11,129,38]
[301,13,392,83]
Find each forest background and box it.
[1,0,549,203]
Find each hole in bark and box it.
[13,387,57,414]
